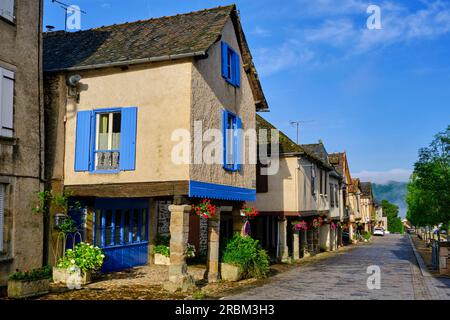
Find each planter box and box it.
[154,253,170,266]
[52,267,92,286]
[221,263,243,282]
[7,279,50,299]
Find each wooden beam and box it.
[64,181,189,198]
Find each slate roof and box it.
[300,142,330,167]
[360,182,373,197]
[43,5,268,111]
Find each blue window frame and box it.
[222,109,242,172]
[221,41,241,87]
[74,107,137,173]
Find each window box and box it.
[7,279,50,299]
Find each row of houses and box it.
[0,2,385,291]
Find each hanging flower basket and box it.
[312,217,324,229]
[191,199,217,219]
[240,202,259,221]
[292,220,308,231]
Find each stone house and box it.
[0,0,44,291]
[329,152,356,241]
[43,5,268,287]
[348,178,363,238]
[360,182,375,233]
[252,116,344,262]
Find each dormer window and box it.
[221,41,241,87]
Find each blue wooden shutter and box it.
[235,116,243,171]
[221,42,229,79]
[120,107,137,171]
[222,109,228,169]
[74,111,92,171]
[233,51,241,87]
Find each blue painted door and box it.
[93,198,149,273]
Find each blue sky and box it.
[44,0,450,184]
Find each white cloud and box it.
[353,168,412,184]
[253,0,450,76]
[250,26,271,37]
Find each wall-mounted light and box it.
[67,74,82,103]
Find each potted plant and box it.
[153,235,171,265]
[221,234,270,282]
[240,202,259,221]
[7,266,52,299]
[191,199,217,219]
[53,242,104,287]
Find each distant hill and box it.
[372,181,408,218]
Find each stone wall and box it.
[157,200,208,256]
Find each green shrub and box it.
[154,244,170,257]
[362,231,372,240]
[9,266,52,282]
[221,234,270,279]
[57,242,105,273]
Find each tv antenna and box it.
[289,120,315,144]
[51,0,87,31]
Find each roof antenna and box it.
[289,120,315,144]
[51,0,87,31]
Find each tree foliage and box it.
[406,126,450,227]
[381,199,404,233]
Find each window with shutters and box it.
[311,165,316,196]
[256,162,269,193]
[95,112,121,171]
[0,184,5,252]
[0,67,14,137]
[222,109,242,172]
[221,42,241,87]
[74,107,137,173]
[335,184,339,207]
[0,0,15,23]
[330,183,335,207]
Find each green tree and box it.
[406,126,450,229]
[381,199,404,233]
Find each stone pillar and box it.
[292,230,300,261]
[232,206,245,236]
[319,224,331,252]
[349,224,355,243]
[439,245,449,276]
[163,204,196,292]
[207,208,221,283]
[278,218,289,262]
[148,199,158,264]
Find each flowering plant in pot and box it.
[240,202,259,221]
[191,199,217,219]
[54,242,105,287]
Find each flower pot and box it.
[154,253,170,266]
[7,279,50,299]
[52,267,92,286]
[221,263,243,282]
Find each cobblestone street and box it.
[225,235,450,300]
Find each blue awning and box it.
[189,180,256,202]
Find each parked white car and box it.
[373,227,385,236]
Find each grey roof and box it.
[43,5,269,111]
[360,182,373,197]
